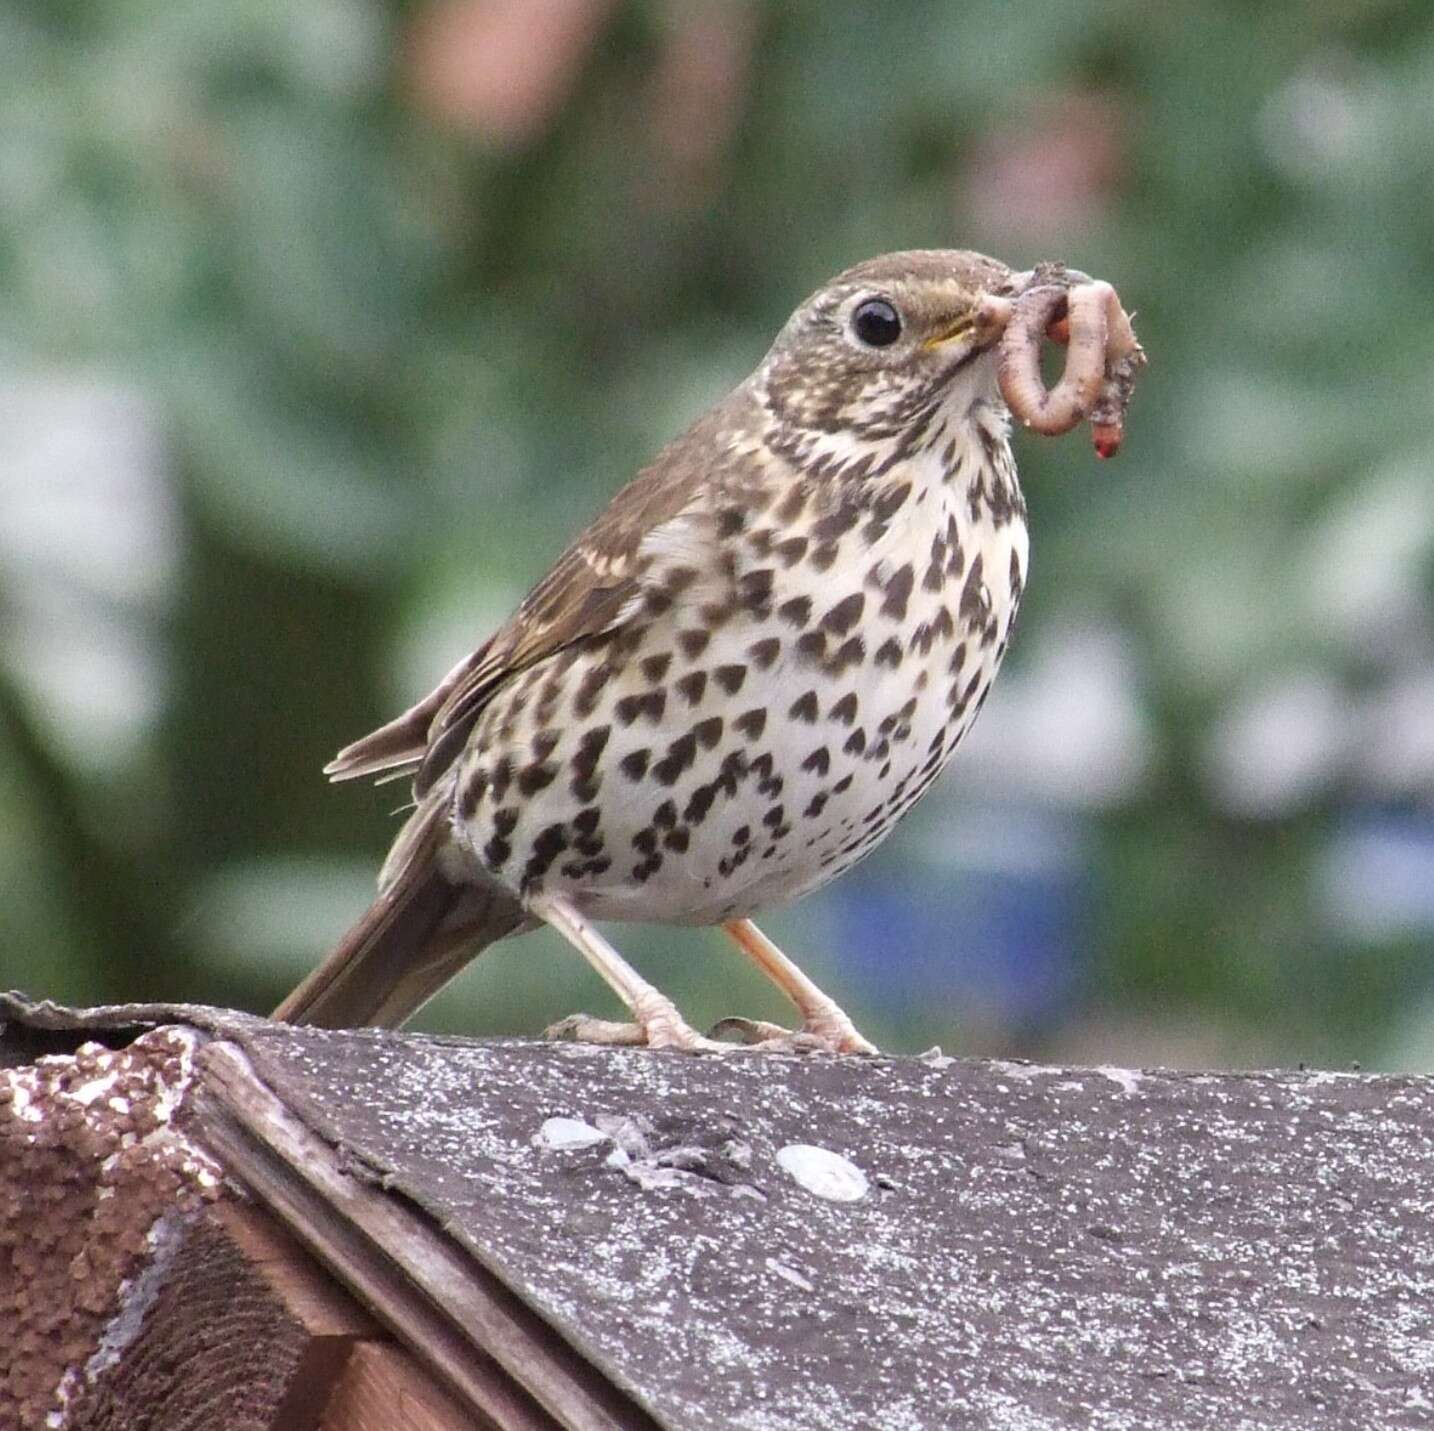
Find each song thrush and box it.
[275,250,1069,1053]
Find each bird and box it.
[275,249,1037,1053]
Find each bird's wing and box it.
[324,425,725,792]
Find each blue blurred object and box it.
[1319,808,1434,943]
[827,802,1089,1033]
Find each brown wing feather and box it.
[325,402,736,794]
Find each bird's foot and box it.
[543,1000,730,1054]
[709,1015,880,1056]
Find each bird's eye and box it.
[851,298,902,348]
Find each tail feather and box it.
[275,800,525,1029]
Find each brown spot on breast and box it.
[693,715,724,749]
[640,652,672,684]
[678,628,712,660]
[874,637,903,669]
[960,555,988,625]
[812,505,860,542]
[735,708,767,740]
[615,690,667,726]
[489,756,513,804]
[796,631,827,663]
[459,768,489,818]
[880,564,915,621]
[822,592,866,635]
[714,664,747,695]
[571,725,610,780]
[749,636,782,669]
[522,822,569,884]
[802,746,832,777]
[573,665,612,719]
[788,690,819,723]
[618,748,650,781]
[652,732,698,785]
[774,535,809,567]
[1009,547,1025,598]
[828,693,859,725]
[535,675,565,724]
[825,636,865,676]
[675,670,708,706]
[775,485,808,523]
[740,569,775,612]
[685,783,717,825]
[810,542,839,572]
[873,482,911,524]
[517,763,557,797]
[778,595,813,628]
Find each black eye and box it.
[851,298,902,348]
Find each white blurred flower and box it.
[0,372,177,764]
[952,615,1154,808]
[1204,670,1349,818]
[1258,56,1378,182]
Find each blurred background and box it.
[4,0,1434,1069]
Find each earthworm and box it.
[997,279,1146,457]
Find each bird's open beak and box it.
[923,293,1015,352]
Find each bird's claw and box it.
[543,1011,730,1054]
[709,1015,879,1056]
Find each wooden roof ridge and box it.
[5,991,1434,1429]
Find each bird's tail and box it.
[273,802,524,1029]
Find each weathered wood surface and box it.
[5,994,1434,1430]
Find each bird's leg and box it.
[714,919,879,1055]
[530,891,728,1053]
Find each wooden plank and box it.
[69,1203,359,1430]
[212,1202,378,1431]
[321,1342,475,1431]
[218,1200,377,1340]
[196,1040,658,1431]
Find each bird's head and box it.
[756,249,1022,449]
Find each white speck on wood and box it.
[777,1144,869,1203]
[765,1258,815,1293]
[533,1116,609,1152]
[1096,1066,1144,1095]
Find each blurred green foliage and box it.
[3,0,1434,1067]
